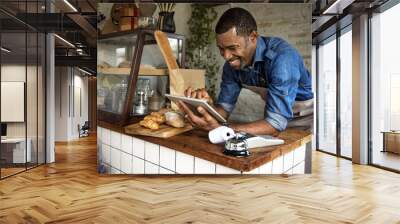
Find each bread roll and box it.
[143,114,165,124]
[139,119,159,130]
[150,112,166,122]
[165,111,185,128]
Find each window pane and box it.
[27,31,38,169]
[38,33,45,165]
[340,29,352,158]
[317,37,337,154]
[1,31,27,177]
[371,3,400,171]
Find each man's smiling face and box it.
[216,27,257,70]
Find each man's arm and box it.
[179,100,279,135]
[213,105,229,120]
[229,120,279,136]
[182,89,279,135]
[213,104,278,136]
[262,51,302,132]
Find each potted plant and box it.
[186,4,220,101]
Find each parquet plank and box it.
[0,135,400,223]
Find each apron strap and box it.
[242,84,314,130]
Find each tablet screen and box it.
[165,94,227,123]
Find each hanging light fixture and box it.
[63,0,78,12]
[54,34,75,48]
[78,67,94,76]
[1,47,11,53]
[322,0,355,15]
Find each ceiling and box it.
[0,0,97,73]
[0,0,96,14]
[311,0,390,43]
[1,0,393,73]
[1,31,45,65]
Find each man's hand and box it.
[184,87,213,104]
[178,101,220,131]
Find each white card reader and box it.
[236,133,284,149]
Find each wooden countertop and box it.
[98,121,312,172]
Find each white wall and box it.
[1,82,24,122]
[1,65,27,137]
[72,70,89,137]
[55,66,69,141]
[55,67,89,141]
[1,63,46,164]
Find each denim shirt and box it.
[216,36,313,131]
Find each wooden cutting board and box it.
[125,122,193,138]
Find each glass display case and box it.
[97,29,185,125]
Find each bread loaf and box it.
[165,111,185,128]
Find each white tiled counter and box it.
[97,124,311,175]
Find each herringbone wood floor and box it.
[1,135,400,224]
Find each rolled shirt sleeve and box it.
[264,50,301,131]
[216,63,241,114]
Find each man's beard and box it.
[228,57,247,70]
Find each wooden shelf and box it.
[98,66,168,76]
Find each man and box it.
[179,7,313,135]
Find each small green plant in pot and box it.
[186,4,220,101]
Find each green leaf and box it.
[186,4,221,100]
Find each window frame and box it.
[315,24,353,161]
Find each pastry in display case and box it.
[97,28,185,125]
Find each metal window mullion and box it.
[25,0,28,171]
[336,27,341,157]
[36,0,39,167]
[367,11,373,165]
[44,0,49,164]
[44,32,47,164]
[316,44,320,151]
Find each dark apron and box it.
[242,84,314,131]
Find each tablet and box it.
[165,94,227,123]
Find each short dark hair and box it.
[215,7,257,37]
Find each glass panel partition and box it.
[0,1,46,179]
[370,3,400,171]
[339,28,352,158]
[317,36,337,155]
[0,31,27,177]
